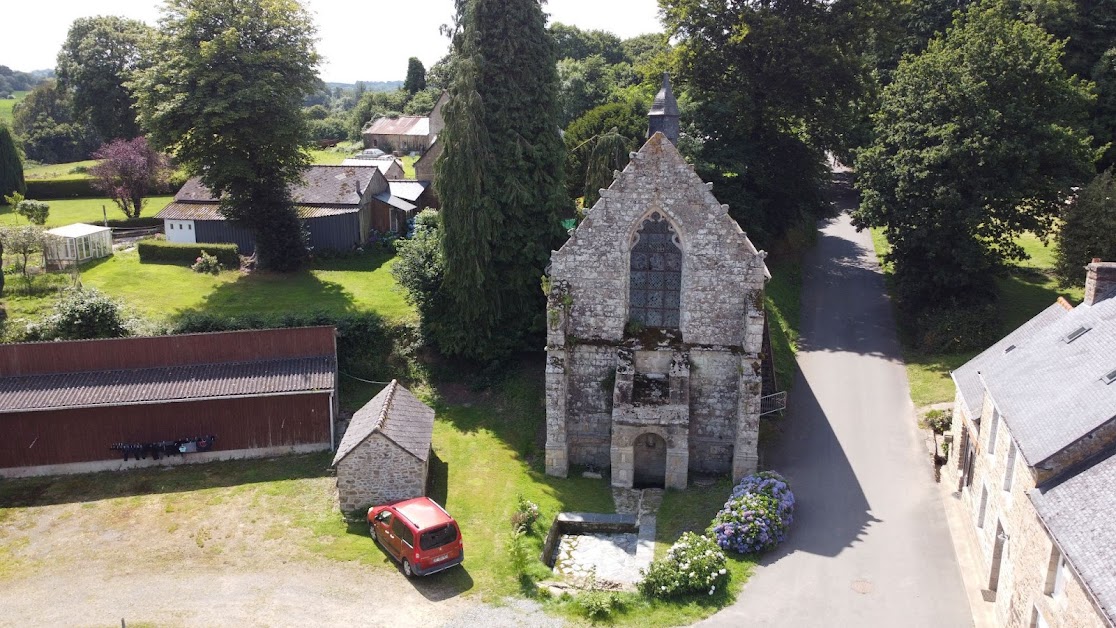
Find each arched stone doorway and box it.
[633,432,667,488]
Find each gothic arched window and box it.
[629,212,682,329]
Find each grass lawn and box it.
[0,91,28,126]
[870,228,1083,406]
[0,196,173,227]
[22,159,98,181]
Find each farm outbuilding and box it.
[332,380,435,513]
[0,326,339,477]
[44,223,112,269]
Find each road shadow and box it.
[0,451,335,507]
[759,368,879,563]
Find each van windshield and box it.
[419,523,458,551]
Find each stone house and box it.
[544,75,770,490]
[332,380,435,513]
[944,260,1116,627]
[361,92,448,155]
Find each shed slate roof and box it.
[0,356,335,412]
[952,293,1116,465]
[157,202,357,221]
[373,192,416,212]
[173,166,378,206]
[363,116,430,137]
[332,380,434,465]
[1030,447,1116,624]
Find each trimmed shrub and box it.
[28,288,132,340]
[638,532,730,599]
[106,217,162,229]
[191,250,222,274]
[711,471,795,555]
[137,239,239,268]
[25,178,97,199]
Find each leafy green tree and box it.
[404,88,440,115]
[563,100,646,200]
[854,1,1094,318]
[549,23,625,64]
[556,54,615,125]
[11,80,98,163]
[89,137,171,219]
[1055,169,1116,284]
[56,16,153,141]
[42,288,132,340]
[391,209,450,339]
[352,89,411,138]
[133,0,321,272]
[404,57,427,94]
[0,225,50,291]
[15,200,49,225]
[434,0,569,360]
[0,124,24,201]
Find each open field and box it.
[22,159,98,181]
[0,195,173,227]
[0,91,28,125]
[870,229,1084,406]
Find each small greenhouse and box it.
[45,223,113,269]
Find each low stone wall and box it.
[541,512,639,567]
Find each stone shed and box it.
[544,75,770,490]
[332,380,435,513]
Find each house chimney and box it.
[648,72,680,144]
[1084,258,1116,306]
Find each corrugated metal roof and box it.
[959,294,1116,465]
[0,356,336,412]
[388,180,428,203]
[47,223,111,238]
[373,192,416,212]
[362,116,429,137]
[332,380,434,465]
[1030,448,1116,625]
[174,166,378,206]
[157,202,358,221]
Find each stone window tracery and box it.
[629,212,682,329]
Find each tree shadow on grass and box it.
[0,451,335,508]
[177,269,360,319]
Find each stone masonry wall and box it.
[688,349,740,473]
[336,434,426,513]
[566,345,617,467]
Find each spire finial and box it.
[648,72,680,144]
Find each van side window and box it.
[391,518,414,547]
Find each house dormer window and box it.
[629,212,681,329]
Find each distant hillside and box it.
[325,80,403,92]
[0,67,52,95]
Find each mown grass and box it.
[22,159,99,181]
[0,195,173,227]
[870,228,1083,405]
[0,91,28,126]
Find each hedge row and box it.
[137,240,240,268]
[25,179,97,199]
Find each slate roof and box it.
[388,180,429,203]
[0,356,336,412]
[373,192,416,212]
[363,116,430,137]
[1030,447,1116,624]
[952,293,1116,465]
[649,72,679,117]
[172,166,378,206]
[340,157,403,178]
[332,380,435,465]
[951,301,1070,421]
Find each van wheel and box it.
[369,524,378,544]
[402,559,414,578]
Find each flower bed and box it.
[711,471,795,554]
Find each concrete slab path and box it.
[700,182,972,627]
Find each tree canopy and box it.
[11,80,97,163]
[854,1,1094,324]
[56,16,153,142]
[89,137,172,219]
[404,57,427,94]
[133,0,321,271]
[1055,169,1116,285]
[432,0,569,360]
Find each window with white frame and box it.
[987,406,1000,455]
[1003,442,1018,493]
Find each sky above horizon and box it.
[1,0,665,84]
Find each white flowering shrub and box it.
[637,532,730,599]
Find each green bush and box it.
[911,302,1001,354]
[638,532,730,599]
[191,250,222,274]
[575,590,627,621]
[16,199,49,225]
[137,239,239,268]
[25,178,96,199]
[26,288,132,340]
[510,495,541,534]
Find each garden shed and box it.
[44,223,112,269]
[332,380,435,513]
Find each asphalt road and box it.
[700,182,972,627]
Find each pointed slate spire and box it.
[648,72,680,144]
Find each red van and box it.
[368,497,464,577]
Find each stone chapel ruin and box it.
[544,75,772,490]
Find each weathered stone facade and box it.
[544,130,769,490]
[336,433,428,513]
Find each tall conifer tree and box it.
[0,124,25,202]
[435,0,569,360]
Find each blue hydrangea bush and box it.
[637,532,730,599]
[711,471,795,554]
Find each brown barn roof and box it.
[332,380,434,465]
[363,116,429,137]
[0,356,335,412]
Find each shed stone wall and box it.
[336,433,427,513]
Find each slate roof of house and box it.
[157,203,358,221]
[363,116,430,137]
[172,165,378,206]
[388,180,429,203]
[0,356,336,412]
[332,380,435,465]
[1030,447,1116,624]
[340,157,403,177]
[952,292,1116,465]
[951,301,1070,421]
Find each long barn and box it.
[0,327,338,477]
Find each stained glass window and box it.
[629,212,681,329]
